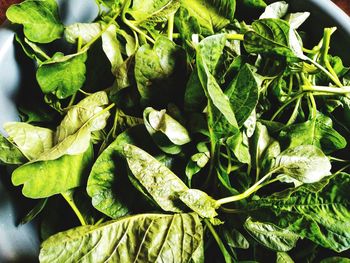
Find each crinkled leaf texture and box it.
[273,145,331,184]
[123,144,188,212]
[252,173,350,252]
[0,133,27,165]
[12,145,93,199]
[244,217,299,252]
[6,0,64,43]
[36,52,87,99]
[39,213,204,263]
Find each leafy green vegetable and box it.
[39,213,203,263]
[3,0,350,261]
[6,0,64,43]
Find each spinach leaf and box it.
[64,22,101,45]
[144,107,191,154]
[279,113,347,154]
[252,173,350,252]
[273,145,332,184]
[4,122,54,160]
[276,252,294,263]
[6,0,64,43]
[243,18,304,59]
[36,52,88,99]
[123,144,188,212]
[40,213,203,263]
[244,217,299,252]
[0,133,27,165]
[134,36,186,106]
[12,145,93,198]
[101,24,124,73]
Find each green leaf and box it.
[134,36,186,106]
[122,144,188,212]
[101,24,124,73]
[87,134,131,219]
[37,92,110,161]
[223,228,250,249]
[6,0,64,43]
[36,52,88,99]
[0,133,27,165]
[179,189,219,218]
[252,173,350,252]
[251,122,272,169]
[4,122,54,160]
[279,113,347,154]
[174,6,201,40]
[19,198,48,225]
[208,0,236,20]
[243,18,304,59]
[244,217,299,252]
[12,145,93,198]
[243,0,267,8]
[144,107,191,154]
[320,257,350,263]
[276,252,294,263]
[273,145,332,184]
[39,213,203,263]
[184,68,206,112]
[225,64,260,126]
[186,149,210,186]
[64,22,101,45]
[180,0,230,34]
[129,0,180,26]
[260,1,288,19]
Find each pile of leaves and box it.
[1,0,350,262]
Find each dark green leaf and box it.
[244,217,299,252]
[36,52,87,99]
[0,133,27,165]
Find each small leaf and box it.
[260,1,288,19]
[273,145,332,183]
[244,217,299,252]
[36,52,87,99]
[276,252,294,263]
[6,0,64,43]
[39,213,203,263]
[0,133,27,164]
[123,144,189,212]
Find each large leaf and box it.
[244,217,299,252]
[273,145,332,184]
[243,18,304,59]
[134,36,186,106]
[36,92,110,161]
[4,122,54,160]
[0,133,27,165]
[122,144,188,212]
[252,173,350,252]
[36,52,87,99]
[39,213,203,263]
[279,114,347,154]
[6,0,64,43]
[12,145,93,198]
[225,64,260,126]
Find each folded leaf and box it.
[4,122,54,160]
[37,52,87,99]
[12,145,93,198]
[244,217,299,252]
[6,0,64,43]
[39,213,204,263]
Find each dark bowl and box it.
[0,0,349,262]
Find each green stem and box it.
[123,18,155,44]
[270,93,304,121]
[204,219,232,263]
[61,191,87,226]
[308,93,317,118]
[286,95,302,125]
[226,33,244,41]
[216,167,281,206]
[329,156,350,163]
[81,11,121,52]
[302,85,350,94]
[167,13,174,41]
